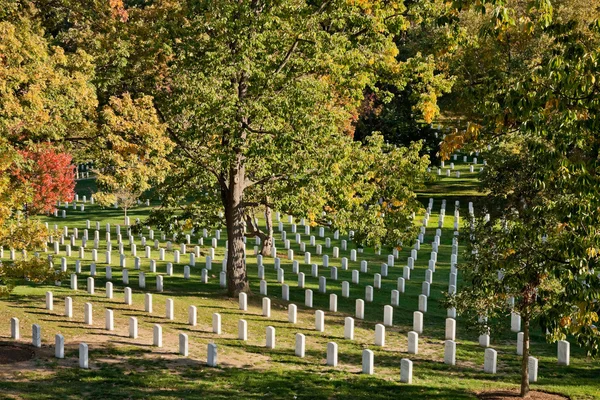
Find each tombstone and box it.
[378,304,392,327]
[325,292,337,312]
[370,271,381,288]
[351,269,359,284]
[315,310,325,332]
[356,299,365,319]
[163,298,174,320]
[237,319,248,341]
[445,318,456,341]
[207,343,218,367]
[298,272,305,289]
[266,326,276,349]
[327,342,338,367]
[380,263,388,278]
[104,309,114,331]
[444,340,456,365]
[341,281,350,298]
[558,340,570,366]
[55,334,65,359]
[153,324,163,347]
[79,343,89,369]
[342,257,348,271]
[206,256,212,270]
[239,292,248,311]
[529,356,538,382]
[212,313,222,334]
[424,269,433,285]
[413,311,423,334]
[511,312,521,332]
[87,277,95,294]
[260,279,268,295]
[70,274,78,291]
[64,297,73,318]
[262,297,271,317]
[10,317,20,340]
[408,331,419,354]
[517,332,524,355]
[350,249,357,261]
[277,268,284,284]
[124,287,132,305]
[129,317,138,339]
[395,278,405,295]
[304,252,311,265]
[32,324,41,348]
[176,333,189,357]
[292,333,306,358]
[400,359,413,384]
[282,284,290,301]
[365,286,374,302]
[403,266,411,280]
[449,272,457,287]
[422,282,431,297]
[479,334,490,347]
[330,267,338,281]
[375,324,386,347]
[84,302,93,325]
[288,304,298,324]
[483,348,497,373]
[45,291,54,311]
[201,268,208,283]
[318,276,327,293]
[362,349,374,374]
[418,295,427,313]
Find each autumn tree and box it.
[0,1,98,293]
[93,93,173,223]
[12,146,76,215]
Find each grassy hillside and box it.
[0,155,598,399]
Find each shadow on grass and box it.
[1,351,476,399]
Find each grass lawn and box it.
[0,155,598,399]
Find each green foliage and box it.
[0,10,97,145]
[0,256,68,297]
[443,2,600,395]
[94,93,173,213]
[0,5,93,254]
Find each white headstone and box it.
[79,343,89,368]
[266,326,276,349]
[484,348,497,373]
[400,358,413,383]
[362,349,374,374]
[327,342,338,366]
[212,313,221,334]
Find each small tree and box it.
[94,187,141,221]
[449,211,572,396]
[12,145,76,215]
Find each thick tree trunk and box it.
[520,316,530,397]
[260,203,274,257]
[224,161,250,297]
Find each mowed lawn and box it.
[0,157,599,400]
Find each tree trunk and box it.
[520,316,530,397]
[224,161,250,297]
[260,203,274,257]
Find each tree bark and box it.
[520,315,530,397]
[260,202,274,257]
[224,159,250,297]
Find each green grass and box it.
[0,155,598,400]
